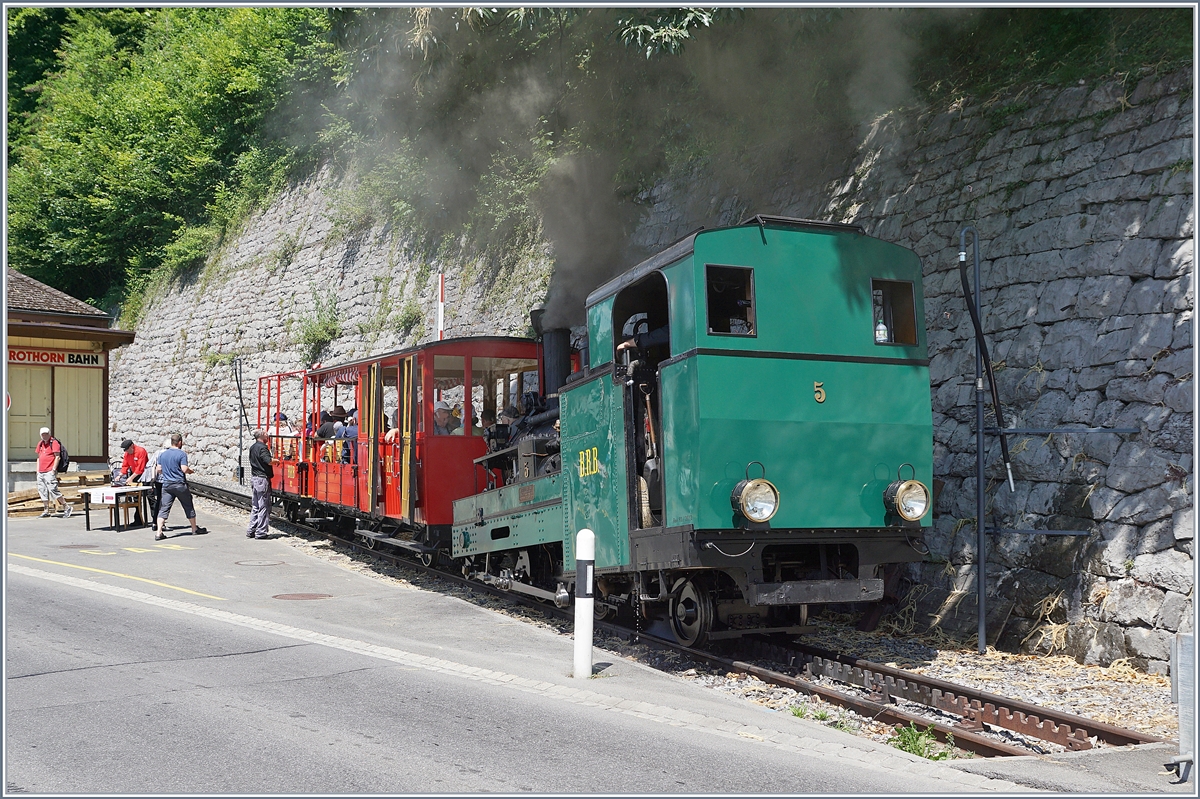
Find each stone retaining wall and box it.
[110,165,549,478]
[111,70,1193,670]
[850,71,1193,673]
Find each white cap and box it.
[39,427,50,435]
[434,401,451,412]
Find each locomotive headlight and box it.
[884,479,930,522]
[732,478,780,523]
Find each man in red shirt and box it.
[35,427,71,518]
[120,439,149,483]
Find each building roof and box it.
[6,268,108,318]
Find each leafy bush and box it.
[394,302,424,339]
[297,291,341,363]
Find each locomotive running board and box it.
[358,530,436,556]
[474,572,559,603]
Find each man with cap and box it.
[267,412,295,438]
[433,401,454,435]
[267,412,297,459]
[35,427,71,518]
[119,438,149,484]
[119,437,150,524]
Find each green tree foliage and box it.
[7,8,344,311]
[7,7,1189,322]
[915,8,1192,102]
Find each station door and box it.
[8,365,52,459]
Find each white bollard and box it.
[573,528,595,679]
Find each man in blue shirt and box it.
[154,433,207,541]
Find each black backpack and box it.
[54,438,70,472]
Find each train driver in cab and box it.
[616,324,668,353]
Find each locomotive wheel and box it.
[669,577,713,648]
[594,601,612,621]
[285,503,299,524]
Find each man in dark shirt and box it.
[247,429,274,539]
[315,406,346,439]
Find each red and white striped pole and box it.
[437,272,445,340]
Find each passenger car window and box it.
[872,279,917,345]
[706,265,756,336]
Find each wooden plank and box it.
[7,508,52,517]
[9,491,89,507]
[7,474,108,503]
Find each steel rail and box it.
[744,639,1165,751]
[190,478,1161,758]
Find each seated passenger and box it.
[452,410,482,436]
[315,406,346,439]
[384,408,402,444]
[267,413,297,458]
[339,415,359,463]
[433,401,454,435]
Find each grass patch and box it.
[889,722,954,760]
[916,8,1192,106]
[297,288,341,363]
[201,352,237,369]
[394,301,424,339]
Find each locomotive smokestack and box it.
[542,328,571,407]
[530,305,546,338]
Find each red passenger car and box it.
[257,336,541,555]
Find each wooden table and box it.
[80,485,153,531]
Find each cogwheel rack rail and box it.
[190,479,1165,759]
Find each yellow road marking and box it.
[7,552,226,600]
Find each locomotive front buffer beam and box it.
[747,579,883,606]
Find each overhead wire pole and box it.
[958,226,1013,655]
[232,357,253,486]
[957,228,1135,655]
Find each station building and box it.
[6,268,135,487]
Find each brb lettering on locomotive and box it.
[578,447,600,477]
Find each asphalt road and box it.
[5,511,1022,794]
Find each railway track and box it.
[191,478,1166,759]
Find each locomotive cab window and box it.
[871,279,917,345]
[706,265,756,336]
